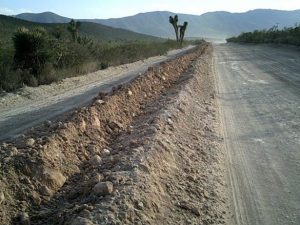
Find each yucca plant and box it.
[68,19,81,42]
[12,27,50,75]
[169,15,179,42]
[179,22,188,45]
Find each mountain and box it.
[0,14,158,46]
[14,9,300,39]
[94,9,300,39]
[15,11,70,23]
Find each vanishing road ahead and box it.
[215,43,300,225]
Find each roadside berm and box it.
[0,43,230,225]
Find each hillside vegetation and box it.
[226,24,300,46]
[0,15,191,92]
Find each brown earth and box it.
[0,43,231,225]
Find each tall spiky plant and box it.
[169,15,179,42]
[179,22,188,45]
[68,19,81,42]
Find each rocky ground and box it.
[0,43,231,225]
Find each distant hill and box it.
[15,11,70,23]
[94,9,300,39]
[14,9,300,39]
[0,14,158,46]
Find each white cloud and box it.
[0,7,15,15]
[0,7,32,15]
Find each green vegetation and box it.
[67,19,81,42]
[0,15,193,92]
[169,15,188,45]
[227,24,300,46]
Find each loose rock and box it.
[95,99,105,105]
[26,138,35,147]
[89,155,102,167]
[0,191,5,204]
[102,149,110,156]
[203,190,210,198]
[40,168,66,189]
[92,181,114,196]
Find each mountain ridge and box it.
[13,9,300,39]
[0,14,159,45]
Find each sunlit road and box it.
[215,43,300,225]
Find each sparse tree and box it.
[169,15,179,42]
[68,19,81,42]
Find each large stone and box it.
[92,181,113,196]
[26,138,35,147]
[89,155,102,167]
[40,168,66,189]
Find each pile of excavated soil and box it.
[0,43,231,225]
[0,46,194,114]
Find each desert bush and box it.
[12,27,51,75]
[227,24,300,46]
[0,69,23,91]
[0,22,194,92]
[37,63,58,85]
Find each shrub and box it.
[227,24,300,46]
[0,69,23,91]
[12,27,51,75]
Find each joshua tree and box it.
[169,15,179,41]
[179,22,188,45]
[68,19,81,42]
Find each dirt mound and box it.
[0,43,230,225]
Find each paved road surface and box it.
[0,46,195,141]
[215,43,300,225]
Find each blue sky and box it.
[1,0,300,19]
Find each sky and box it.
[1,0,300,19]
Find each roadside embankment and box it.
[0,43,230,225]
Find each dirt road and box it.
[215,43,300,225]
[0,46,194,141]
